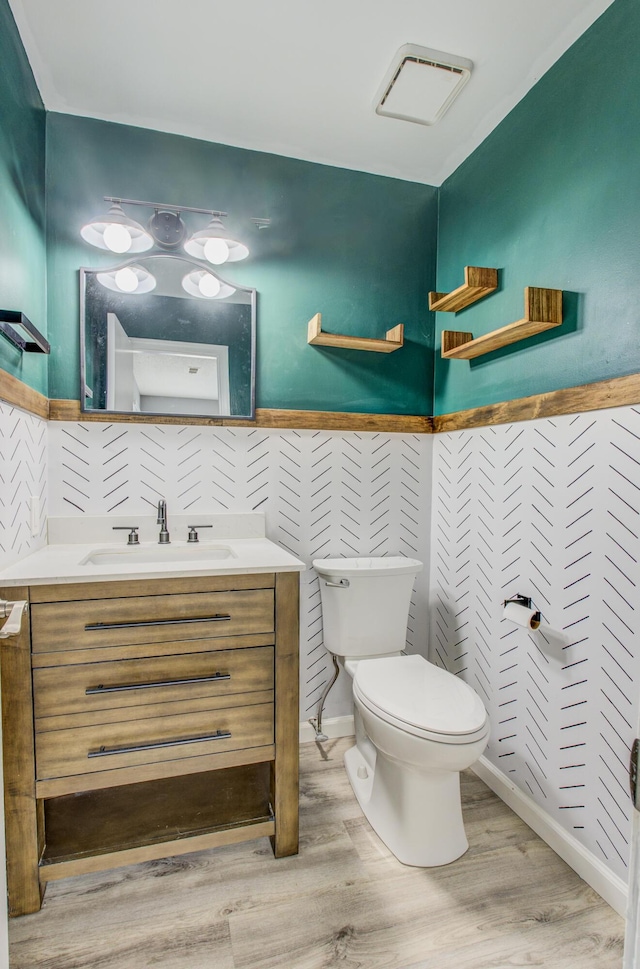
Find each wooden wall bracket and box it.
[307,314,404,353]
[429,267,498,313]
[441,287,563,360]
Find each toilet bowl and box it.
[313,556,489,867]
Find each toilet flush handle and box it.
[323,578,350,589]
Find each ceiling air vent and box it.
[374,44,473,126]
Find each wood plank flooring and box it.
[9,737,624,968]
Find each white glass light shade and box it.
[103,223,133,254]
[181,268,236,300]
[184,217,249,264]
[198,273,221,298]
[96,264,157,295]
[81,203,154,253]
[203,237,230,265]
[114,267,139,292]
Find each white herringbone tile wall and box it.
[48,421,433,721]
[0,402,47,573]
[431,405,640,883]
[19,403,638,885]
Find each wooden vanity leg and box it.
[0,586,43,915]
[271,572,299,858]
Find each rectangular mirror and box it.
[80,254,256,419]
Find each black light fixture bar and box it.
[103,197,227,218]
[0,310,50,354]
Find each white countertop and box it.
[0,514,305,586]
[0,538,305,586]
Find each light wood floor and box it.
[10,737,624,969]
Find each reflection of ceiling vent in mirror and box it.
[374,44,473,126]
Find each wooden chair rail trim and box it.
[0,369,49,420]
[1,369,428,431]
[48,399,431,433]
[5,368,640,436]
[433,372,640,432]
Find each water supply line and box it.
[309,655,340,742]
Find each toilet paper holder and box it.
[503,593,532,608]
[503,594,541,628]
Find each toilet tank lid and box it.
[313,556,423,578]
[354,655,487,736]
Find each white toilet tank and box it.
[313,557,422,658]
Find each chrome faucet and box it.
[157,500,170,544]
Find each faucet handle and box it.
[112,526,140,545]
[187,525,213,543]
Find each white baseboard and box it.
[299,714,354,744]
[473,755,628,917]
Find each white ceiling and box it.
[9,0,615,185]
[132,349,219,402]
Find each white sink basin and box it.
[81,544,236,566]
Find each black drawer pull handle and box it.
[84,614,232,631]
[88,729,232,758]
[85,672,231,695]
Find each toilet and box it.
[313,556,489,867]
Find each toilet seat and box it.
[353,655,488,745]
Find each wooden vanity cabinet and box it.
[0,571,299,916]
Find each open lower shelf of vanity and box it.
[40,762,274,880]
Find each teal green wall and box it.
[7,0,636,417]
[46,114,437,414]
[0,0,47,394]
[434,0,640,415]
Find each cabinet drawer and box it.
[31,589,274,653]
[34,647,273,719]
[36,701,273,780]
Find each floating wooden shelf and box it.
[307,313,404,353]
[441,287,563,360]
[429,267,498,313]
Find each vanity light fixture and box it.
[181,268,236,300]
[96,264,157,295]
[81,198,250,263]
[81,202,154,254]
[374,44,473,126]
[183,216,249,265]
